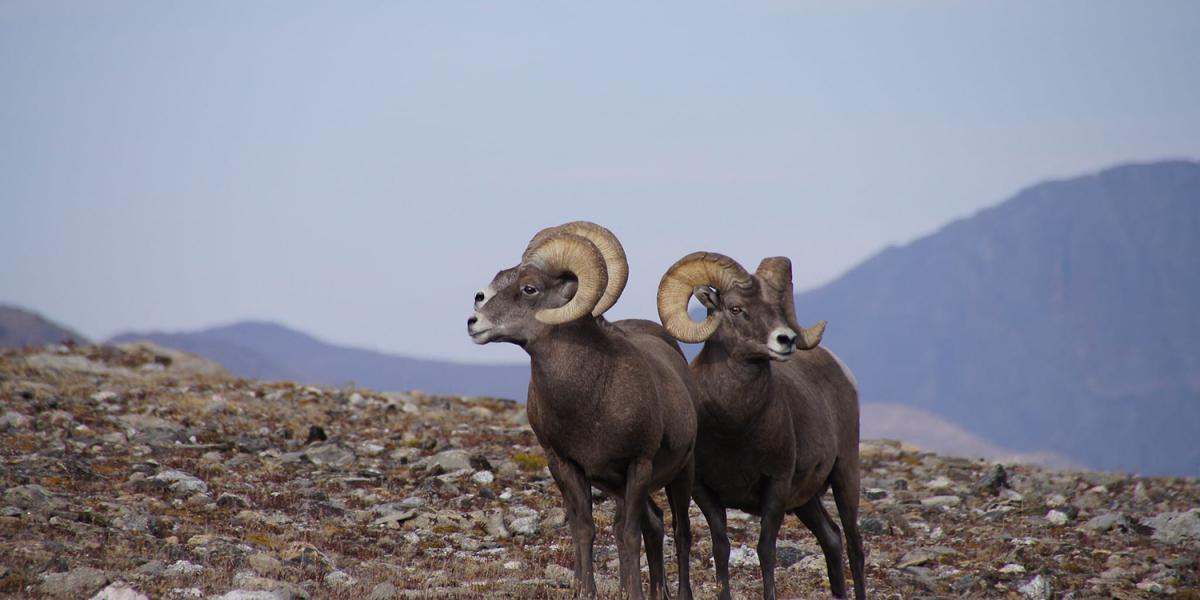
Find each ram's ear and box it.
[693,285,720,312]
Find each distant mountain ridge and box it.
[0,305,88,347]
[792,161,1200,475]
[110,321,530,400]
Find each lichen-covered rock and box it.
[39,567,109,598]
[1142,509,1200,545]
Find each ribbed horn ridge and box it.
[524,221,628,317]
[522,233,608,325]
[657,252,753,343]
[756,256,825,350]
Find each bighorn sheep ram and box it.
[656,252,865,600]
[468,222,698,600]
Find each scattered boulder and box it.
[1018,574,1052,599]
[0,410,31,430]
[39,566,109,598]
[1142,509,1200,546]
[89,582,150,600]
[973,463,1009,495]
[304,443,355,468]
[366,582,398,600]
[4,483,62,512]
[544,563,573,588]
[152,470,208,496]
[426,449,474,472]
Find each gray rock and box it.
[1142,509,1200,545]
[231,571,309,599]
[366,582,399,600]
[479,509,509,538]
[860,517,887,535]
[426,449,473,472]
[304,443,356,467]
[1133,481,1152,503]
[4,483,61,511]
[973,463,1009,495]
[398,496,426,509]
[217,493,250,509]
[896,549,937,568]
[863,488,889,501]
[372,509,417,527]
[212,591,289,600]
[110,505,153,534]
[509,515,539,536]
[163,560,204,577]
[24,353,120,376]
[135,560,165,577]
[39,566,109,598]
[247,553,284,577]
[728,544,759,568]
[544,506,567,529]
[1081,512,1128,534]
[90,583,150,600]
[152,470,208,496]
[1045,509,1070,526]
[118,413,183,434]
[1018,574,1052,599]
[0,410,31,429]
[921,495,962,507]
[324,570,355,588]
[544,563,573,588]
[279,542,331,568]
[775,541,810,568]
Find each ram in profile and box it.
[468,222,698,600]
[657,252,865,600]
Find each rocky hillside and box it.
[1,344,1197,599]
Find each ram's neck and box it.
[692,342,774,423]
[525,319,616,409]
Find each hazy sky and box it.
[3,1,1199,364]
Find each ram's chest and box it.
[531,400,655,476]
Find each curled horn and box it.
[756,257,826,350]
[522,233,608,325]
[657,252,753,343]
[524,221,628,317]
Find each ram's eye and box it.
[522,285,538,295]
[474,292,485,303]
[729,306,744,315]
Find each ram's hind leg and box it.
[617,458,653,600]
[831,457,866,600]
[666,461,694,600]
[641,498,668,600]
[794,497,846,599]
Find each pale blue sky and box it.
[3,1,1199,363]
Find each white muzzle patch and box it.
[767,326,798,357]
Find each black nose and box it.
[776,333,795,346]
[467,316,478,326]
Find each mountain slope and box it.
[793,161,1200,475]
[110,322,530,401]
[0,305,88,347]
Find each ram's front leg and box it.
[756,477,790,600]
[616,458,653,600]
[548,452,596,598]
